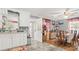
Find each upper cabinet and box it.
[0,9,3,29]
[20,11,31,26]
[0,8,31,30]
[7,10,19,30]
[0,9,20,31]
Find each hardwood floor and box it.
[46,39,76,51]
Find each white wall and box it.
[19,11,31,26]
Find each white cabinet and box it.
[17,33,24,46]
[23,33,27,45]
[12,33,27,48]
[0,33,12,50]
[12,33,19,48]
[4,34,12,49]
[0,32,27,50]
[0,34,5,50]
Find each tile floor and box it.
[27,40,65,51]
[8,40,65,51]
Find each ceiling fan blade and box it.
[71,9,79,12]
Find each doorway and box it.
[29,18,42,42]
[42,19,51,42]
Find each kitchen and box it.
[0,8,79,51]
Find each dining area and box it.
[46,30,79,51]
[42,17,79,51]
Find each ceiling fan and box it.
[55,8,76,19]
[64,8,79,17]
[49,8,79,19]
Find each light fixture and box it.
[63,8,70,19]
[64,15,69,19]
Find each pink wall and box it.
[42,19,51,31]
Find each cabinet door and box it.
[19,33,24,46]
[12,33,27,48]
[8,33,13,49]
[23,33,27,45]
[0,34,4,50]
[17,33,23,46]
[0,34,11,50]
[12,33,20,48]
[4,34,11,49]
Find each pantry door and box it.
[34,19,42,42]
[30,18,42,42]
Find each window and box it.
[7,10,20,30]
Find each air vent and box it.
[30,15,40,19]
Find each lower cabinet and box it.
[23,33,27,45]
[12,33,20,48]
[0,33,27,50]
[0,34,12,50]
[19,33,25,46]
[12,33,27,48]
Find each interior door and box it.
[34,19,42,42]
[29,18,42,42]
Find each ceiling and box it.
[18,8,79,20]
